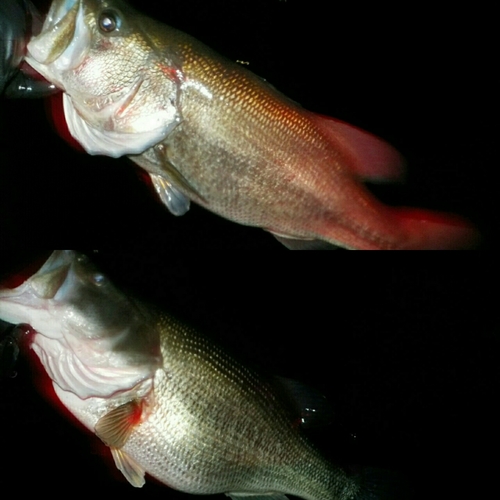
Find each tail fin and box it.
[391,208,480,250]
[355,467,416,500]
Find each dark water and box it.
[0,1,497,499]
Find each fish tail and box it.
[390,207,480,250]
[353,467,416,500]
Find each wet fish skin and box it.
[0,250,365,500]
[25,1,478,249]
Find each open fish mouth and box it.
[0,251,71,325]
[0,251,162,399]
[26,0,89,82]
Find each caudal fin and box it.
[391,208,480,250]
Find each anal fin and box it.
[271,232,339,250]
[227,493,290,500]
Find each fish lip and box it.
[45,0,81,29]
[0,251,75,299]
[0,251,71,324]
[0,251,74,316]
[26,0,88,81]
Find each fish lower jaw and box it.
[24,57,66,92]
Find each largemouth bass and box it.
[24,1,477,249]
[0,250,406,499]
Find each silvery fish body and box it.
[0,251,364,499]
[25,1,477,249]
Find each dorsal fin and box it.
[308,113,406,182]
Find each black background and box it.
[0,1,498,499]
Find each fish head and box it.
[0,250,162,399]
[26,0,181,157]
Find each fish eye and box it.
[98,10,121,33]
[91,273,107,286]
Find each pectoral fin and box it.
[95,401,146,487]
[94,400,142,448]
[110,448,146,487]
[153,144,207,205]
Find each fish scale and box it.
[123,313,354,500]
[133,32,403,244]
